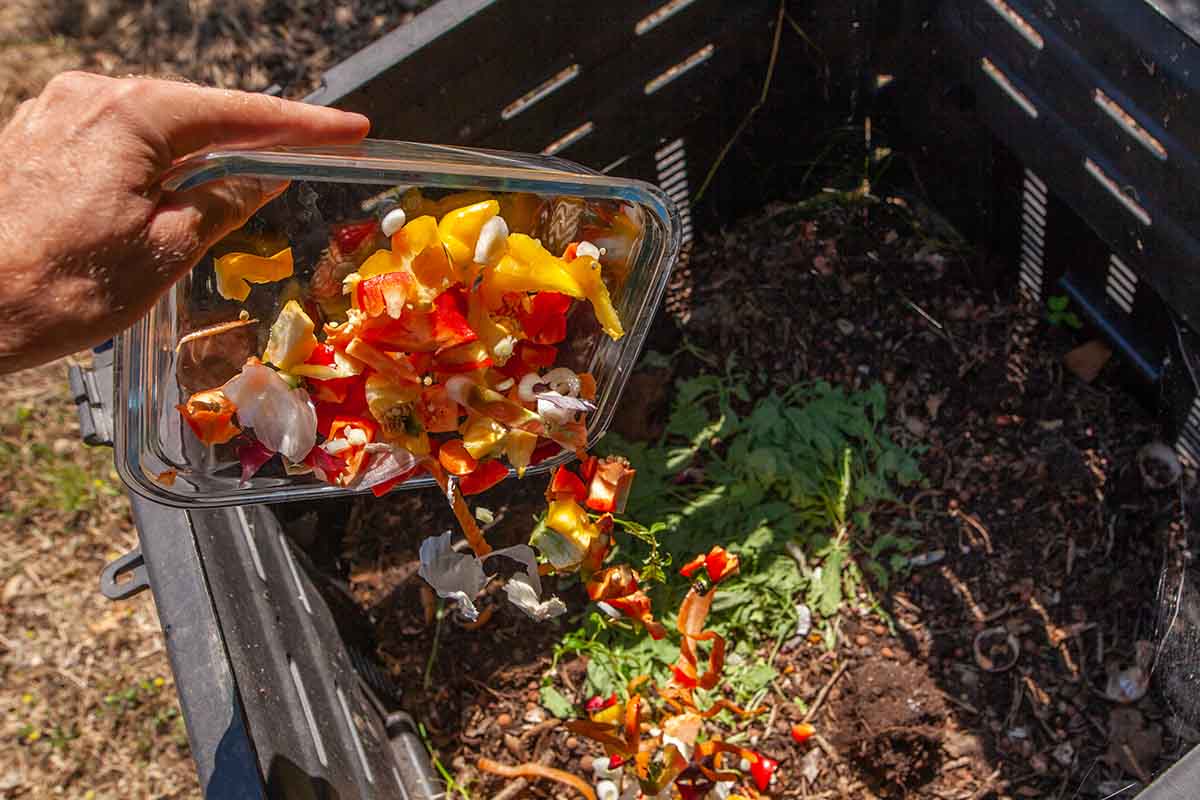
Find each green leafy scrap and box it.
[554,371,923,704]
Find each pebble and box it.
[503,733,523,758]
[380,207,407,237]
[580,755,594,774]
[836,318,855,336]
[880,646,895,659]
[872,624,887,636]
[855,634,870,647]
[496,712,512,728]
[524,706,546,724]
[52,438,74,456]
[566,736,579,749]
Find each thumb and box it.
[146,176,291,278]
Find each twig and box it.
[802,662,848,724]
[692,0,785,205]
[813,732,841,763]
[936,689,979,715]
[1121,743,1152,784]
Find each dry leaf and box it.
[1063,340,1113,383]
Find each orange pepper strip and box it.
[476,759,596,800]
[427,461,491,557]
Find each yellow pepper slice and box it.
[533,497,602,570]
[438,200,499,273]
[263,300,316,370]
[214,248,294,302]
[483,235,624,339]
[461,413,507,460]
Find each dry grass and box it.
[0,0,419,119]
[0,360,196,798]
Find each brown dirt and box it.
[0,359,197,798]
[0,0,423,119]
[333,190,1197,799]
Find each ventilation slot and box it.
[1177,396,1200,466]
[1094,89,1168,161]
[289,659,328,767]
[502,64,580,120]
[1084,158,1152,227]
[279,532,313,616]
[541,121,594,156]
[635,0,700,35]
[644,44,715,95]
[337,686,375,784]
[981,57,1038,119]
[235,506,267,583]
[1019,169,1047,301]
[1105,255,1139,313]
[656,138,693,245]
[984,0,1044,49]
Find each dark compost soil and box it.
[334,194,1200,798]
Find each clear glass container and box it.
[115,141,682,507]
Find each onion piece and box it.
[542,367,581,397]
[518,372,542,402]
[237,441,275,486]
[222,361,317,462]
[353,444,421,491]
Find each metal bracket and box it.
[100,547,149,600]
[67,344,115,447]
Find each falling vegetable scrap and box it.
[177,191,805,798]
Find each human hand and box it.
[0,72,370,373]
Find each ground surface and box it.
[339,194,1199,798]
[0,360,196,799]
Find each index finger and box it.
[131,80,371,162]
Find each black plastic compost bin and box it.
[69,0,1200,796]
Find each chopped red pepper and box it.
[530,440,564,465]
[578,455,598,483]
[459,459,509,495]
[332,219,380,256]
[749,753,779,791]
[177,389,240,446]
[670,664,698,689]
[417,384,461,433]
[547,465,588,503]
[434,340,493,374]
[585,456,636,514]
[791,722,816,744]
[586,564,640,602]
[438,439,478,476]
[605,590,665,640]
[371,463,422,497]
[584,693,618,713]
[519,291,572,344]
[680,545,740,585]
[305,343,337,366]
[355,270,414,318]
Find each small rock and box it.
[566,736,579,749]
[1031,753,1049,773]
[855,634,870,647]
[1063,339,1113,384]
[1052,741,1075,767]
[944,730,984,759]
[524,706,546,724]
[905,416,928,437]
[1138,442,1182,491]
[52,438,74,456]
[495,712,512,728]
[872,624,886,636]
[907,549,945,567]
[1097,780,1144,798]
[836,318,855,336]
[579,755,594,774]
[880,646,895,659]
[503,733,523,758]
